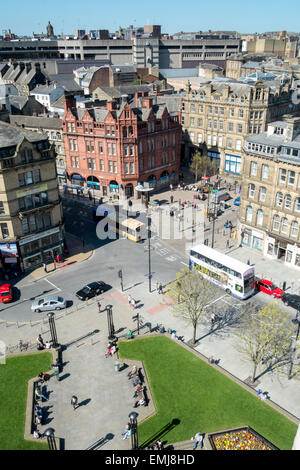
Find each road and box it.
[1,196,298,324]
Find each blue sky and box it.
[1,0,300,36]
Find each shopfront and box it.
[265,234,300,268]
[241,227,264,252]
[0,242,21,278]
[57,169,67,186]
[224,154,242,175]
[19,227,64,271]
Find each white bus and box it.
[189,244,255,300]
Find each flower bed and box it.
[210,427,278,450]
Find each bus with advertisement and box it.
[189,244,255,299]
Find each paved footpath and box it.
[1,274,300,449]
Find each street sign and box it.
[148,274,152,279]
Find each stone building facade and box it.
[0,122,64,273]
[239,118,300,269]
[62,92,182,198]
[182,78,299,177]
[9,115,67,186]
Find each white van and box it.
[211,190,231,204]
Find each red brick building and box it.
[63,93,181,198]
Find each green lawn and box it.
[0,352,52,450]
[119,336,297,450]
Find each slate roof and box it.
[9,115,62,130]
[0,122,47,149]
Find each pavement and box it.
[2,179,300,449]
[1,273,300,450]
[27,233,94,283]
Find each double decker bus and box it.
[189,244,255,300]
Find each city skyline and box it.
[1,0,300,36]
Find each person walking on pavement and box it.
[127,294,132,306]
[158,283,163,294]
[97,301,101,313]
[130,298,136,310]
[226,239,230,250]
[71,395,78,410]
[170,195,174,204]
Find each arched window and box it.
[284,194,292,210]
[257,209,264,226]
[273,215,280,231]
[276,192,283,207]
[246,206,253,222]
[291,221,299,238]
[281,217,288,233]
[295,197,300,213]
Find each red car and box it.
[256,279,284,299]
[0,284,13,303]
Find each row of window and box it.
[190,250,242,279]
[18,192,48,211]
[22,212,52,235]
[67,121,169,136]
[248,143,275,156]
[189,132,242,151]
[248,184,300,211]
[18,169,41,187]
[186,93,248,105]
[246,206,300,238]
[250,162,300,187]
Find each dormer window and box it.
[274,126,284,135]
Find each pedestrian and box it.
[127,294,132,306]
[226,239,230,250]
[158,283,163,294]
[130,298,136,309]
[170,195,174,204]
[156,440,163,450]
[170,183,173,191]
[193,432,204,449]
[71,395,78,410]
[247,259,250,265]
[35,388,48,402]
[37,335,45,350]
[210,312,216,326]
[121,423,132,440]
[97,301,101,313]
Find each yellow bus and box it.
[108,217,145,242]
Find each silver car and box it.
[31,296,67,313]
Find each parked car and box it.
[76,281,108,301]
[256,279,284,298]
[211,190,231,204]
[31,296,67,313]
[282,293,300,310]
[0,283,13,303]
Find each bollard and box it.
[114,361,120,372]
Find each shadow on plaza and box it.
[140,418,180,449]
[62,329,100,350]
[86,433,114,450]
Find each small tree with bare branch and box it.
[234,302,296,383]
[166,267,217,344]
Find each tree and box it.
[190,151,218,183]
[166,267,217,344]
[234,302,295,383]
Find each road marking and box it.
[205,294,227,308]
[45,279,61,292]
[165,256,177,262]
[180,261,188,266]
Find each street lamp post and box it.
[47,312,58,348]
[211,201,217,249]
[106,304,115,341]
[135,185,154,294]
[128,411,139,450]
[44,427,57,450]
